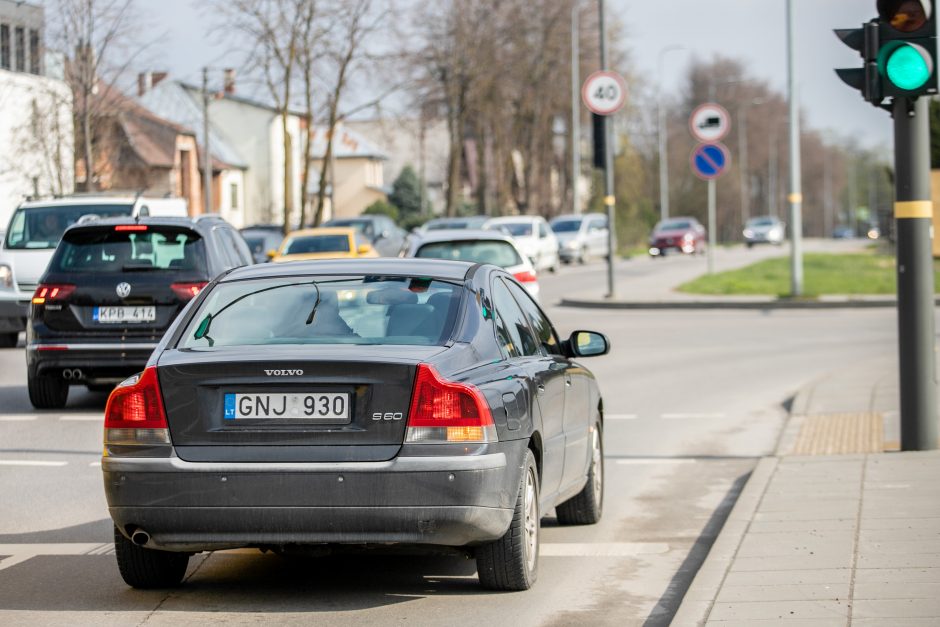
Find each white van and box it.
[0,195,189,347]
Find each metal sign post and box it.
[690,142,730,274]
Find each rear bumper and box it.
[27,341,158,382]
[0,293,28,332]
[104,442,526,551]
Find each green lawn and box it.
[678,252,940,297]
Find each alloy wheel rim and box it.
[523,468,538,573]
[592,429,603,506]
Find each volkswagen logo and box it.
[116,282,132,298]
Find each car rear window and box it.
[49,226,207,274]
[415,240,522,268]
[551,220,581,233]
[283,234,350,255]
[178,276,462,348]
[498,222,533,237]
[657,220,692,231]
[4,204,134,250]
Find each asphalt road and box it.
[0,244,899,626]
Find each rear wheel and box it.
[28,374,68,409]
[476,449,539,591]
[556,423,604,525]
[114,526,189,589]
[0,332,17,348]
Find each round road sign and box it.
[581,70,627,116]
[689,103,731,143]
[690,142,730,180]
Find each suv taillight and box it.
[32,283,75,305]
[104,367,171,448]
[171,282,208,301]
[405,364,497,443]
[513,270,537,283]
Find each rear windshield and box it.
[4,204,134,250]
[747,217,777,227]
[498,222,533,237]
[657,220,692,231]
[178,276,462,348]
[551,220,581,233]
[283,234,350,255]
[415,239,522,268]
[326,219,373,236]
[49,226,207,274]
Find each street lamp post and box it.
[786,0,804,297]
[657,45,684,221]
[737,98,764,230]
[571,4,581,215]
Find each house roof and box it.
[138,81,248,170]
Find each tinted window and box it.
[491,279,539,358]
[504,279,559,355]
[50,227,207,274]
[538,222,549,238]
[416,240,522,267]
[179,276,461,348]
[4,204,134,250]
[284,234,351,255]
[551,219,581,233]
[499,222,533,237]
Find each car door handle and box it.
[565,376,572,387]
[537,384,546,394]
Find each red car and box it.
[648,217,706,257]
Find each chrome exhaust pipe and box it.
[72,368,83,380]
[131,529,151,546]
[62,369,73,380]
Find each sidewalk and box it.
[671,362,940,625]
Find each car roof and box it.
[487,215,544,224]
[61,215,225,234]
[18,196,139,209]
[410,229,513,244]
[222,257,476,282]
[284,227,356,237]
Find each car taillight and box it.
[513,270,538,283]
[405,364,497,444]
[170,282,208,301]
[104,367,171,448]
[115,224,148,232]
[31,283,75,305]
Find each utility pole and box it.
[571,5,581,215]
[598,0,616,298]
[786,0,803,296]
[202,67,212,215]
[657,46,684,221]
[893,96,937,450]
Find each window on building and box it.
[230,182,238,210]
[29,29,39,75]
[14,27,24,72]
[1,25,9,70]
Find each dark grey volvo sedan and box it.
[103,258,609,591]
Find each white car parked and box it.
[486,216,559,274]
[550,213,610,264]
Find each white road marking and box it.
[59,414,102,422]
[660,412,726,419]
[0,460,68,467]
[0,416,38,422]
[606,414,638,420]
[615,458,697,465]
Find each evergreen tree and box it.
[389,165,424,221]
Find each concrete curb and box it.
[670,456,779,626]
[558,298,915,310]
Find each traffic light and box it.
[877,0,936,97]
[835,1,937,105]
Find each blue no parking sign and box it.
[690,142,730,181]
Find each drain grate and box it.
[791,412,883,455]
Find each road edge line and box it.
[669,456,779,626]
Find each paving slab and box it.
[707,600,849,621]
[853,567,940,584]
[715,583,849,603]
[851,598,940,619]
[852,582,940,600]
[707,620,846,627]
[720,569,852,587]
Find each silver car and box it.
[743,216,785,247]
[550,213,609,264]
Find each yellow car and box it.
[268,227,379,262]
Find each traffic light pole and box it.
[893,96,937,451]
[598,0,616,298]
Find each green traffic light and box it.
[885,43,932,90]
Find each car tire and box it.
[114,526,189,589]
[27,374,68,409]
[555,423,604,525]
[578,246,588,264]
[476,449,539,591]
[746,242,754,249]
[0,332,17,348]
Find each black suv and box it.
[26,215,253,408]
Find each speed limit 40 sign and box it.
[582,70,627,116]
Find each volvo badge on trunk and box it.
[265,369,304,376]
[116,282,132,297]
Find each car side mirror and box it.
[565,330,610,358]
[265,249,278,259]
[357,244,372,255]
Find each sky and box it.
[126,0,893,152]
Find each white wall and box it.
[0,69,73,227]
[218,169,246,228]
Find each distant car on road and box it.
[403,229,541,299]
[323,215,406,257]
[270,227,379,263]
[743,216,785,248]
[486,216,559,273]
[26,215,252,408]
[0,195,188,349]
[648,217,706,257]
[239,225,285,263]
[832,225,855,239]
[102,258,609,591]
[550,213,609,264]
